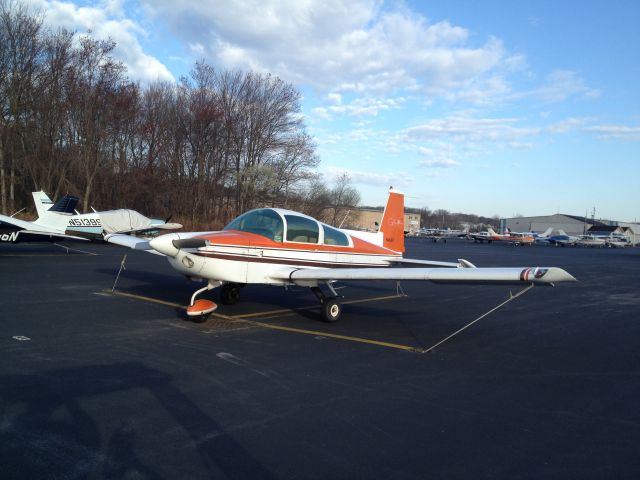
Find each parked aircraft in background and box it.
[468,230,493,243]
[0,191,182,243]
[482,228,535,246]
[545,229,580,247]
[605,235,631,248]
[106,189,576,322]
[576,235,606,248]
[418,226,469,243]
[532,227,554,243]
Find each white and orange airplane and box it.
[485,228,535,246]
[105,189,576,322]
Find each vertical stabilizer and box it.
[379,189,405,253]
[32,191,54,219]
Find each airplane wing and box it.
[103,233,160,254]
[104,231,203,255]
[271,265,576,286]
[5,229,90,243]
[392,257,476,268]
[111,222,184,235]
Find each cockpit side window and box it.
[284,215,319,243]
[322,224,350,246]
[223,209,284,242]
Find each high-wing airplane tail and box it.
[32,190,78,218]
[379,189,405,253]
[31,191,71,231]
[32,191,55,219]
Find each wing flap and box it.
[392,257,476,268]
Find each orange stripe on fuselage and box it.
[194,230,400,256]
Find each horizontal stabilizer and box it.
[49,194,80,213]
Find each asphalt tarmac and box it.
[1,238,639,479]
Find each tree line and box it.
[0,1,360,229]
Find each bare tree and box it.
[21,28,74,199]
[0,0,43,213]
[0,2,327,227]
[328,172,361,226]
[65,35,128,211]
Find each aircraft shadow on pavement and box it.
[0,362,277,479]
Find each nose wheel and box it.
[186,282,220,322]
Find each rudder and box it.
[379,189,405,253]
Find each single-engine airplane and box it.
[486,228,535,246]
[0,191,182,243]
[105,189,576,323]
[545,229,580,247]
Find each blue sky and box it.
[27,0,640,221]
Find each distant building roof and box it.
[560,214,607,226]
[587,225,619,233]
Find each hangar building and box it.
[501,215,640,244]
[500,214,605,237]
[346,208,421,235]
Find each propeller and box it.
[172,238,207,249]
[149,234,207,256]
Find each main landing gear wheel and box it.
[312,285,343,322]
[220,283,241,305]
[321,298,342,323]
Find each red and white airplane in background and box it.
[487,228,536,246]
[106,189,576,322]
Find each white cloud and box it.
[325,165,414,188]
[418,158,460,168]
[546,117,589,134]
[142,0,515,97]
[26,0,174,83]
[527,70,599,103]
[405,117,540,142]
[584,125,640,141]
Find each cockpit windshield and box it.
[223,209,284,242]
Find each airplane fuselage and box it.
[157,230,402,287]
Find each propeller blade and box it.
[172,238,207,249]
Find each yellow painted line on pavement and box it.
[239,319,422,353]
[103,290,232,320]
[103,289,420,352]
[231,293,403,320]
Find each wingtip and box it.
[543,267,577,283]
